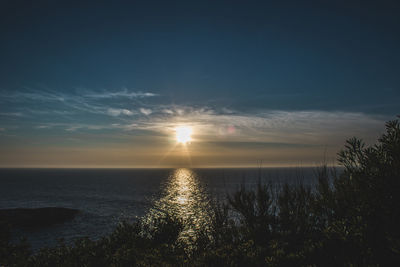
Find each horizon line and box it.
[0,164,341,169]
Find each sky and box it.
[0,0,399,168]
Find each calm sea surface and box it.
[0,167,325,249]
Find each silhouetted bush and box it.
[1,118,399,266]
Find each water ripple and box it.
[145,168,212,248]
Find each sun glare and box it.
[175,126,192,144]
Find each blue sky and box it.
[0,0,399,167]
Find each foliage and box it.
[1,118,400,266]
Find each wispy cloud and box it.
[0,88,158,117]
[0,87,389,151]
[162,109,174,114]
[139,108,152,116]
[107,108,135,116]
[117,107,386,147]
[0,89,66,103]
[33,122,121,132]
[36,125,51,129]
[84,88,158,99]
[0,88,158,102]
[28,104,384,147]
[0,112,24,117]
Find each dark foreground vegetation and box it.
[1,118,400,266]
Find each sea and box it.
[0,167,328,250]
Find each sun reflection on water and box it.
[145,168,212,248]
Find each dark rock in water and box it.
[0,207,80,228]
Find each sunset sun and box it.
[175,126,192,144]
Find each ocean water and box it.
[0,167,324,250]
